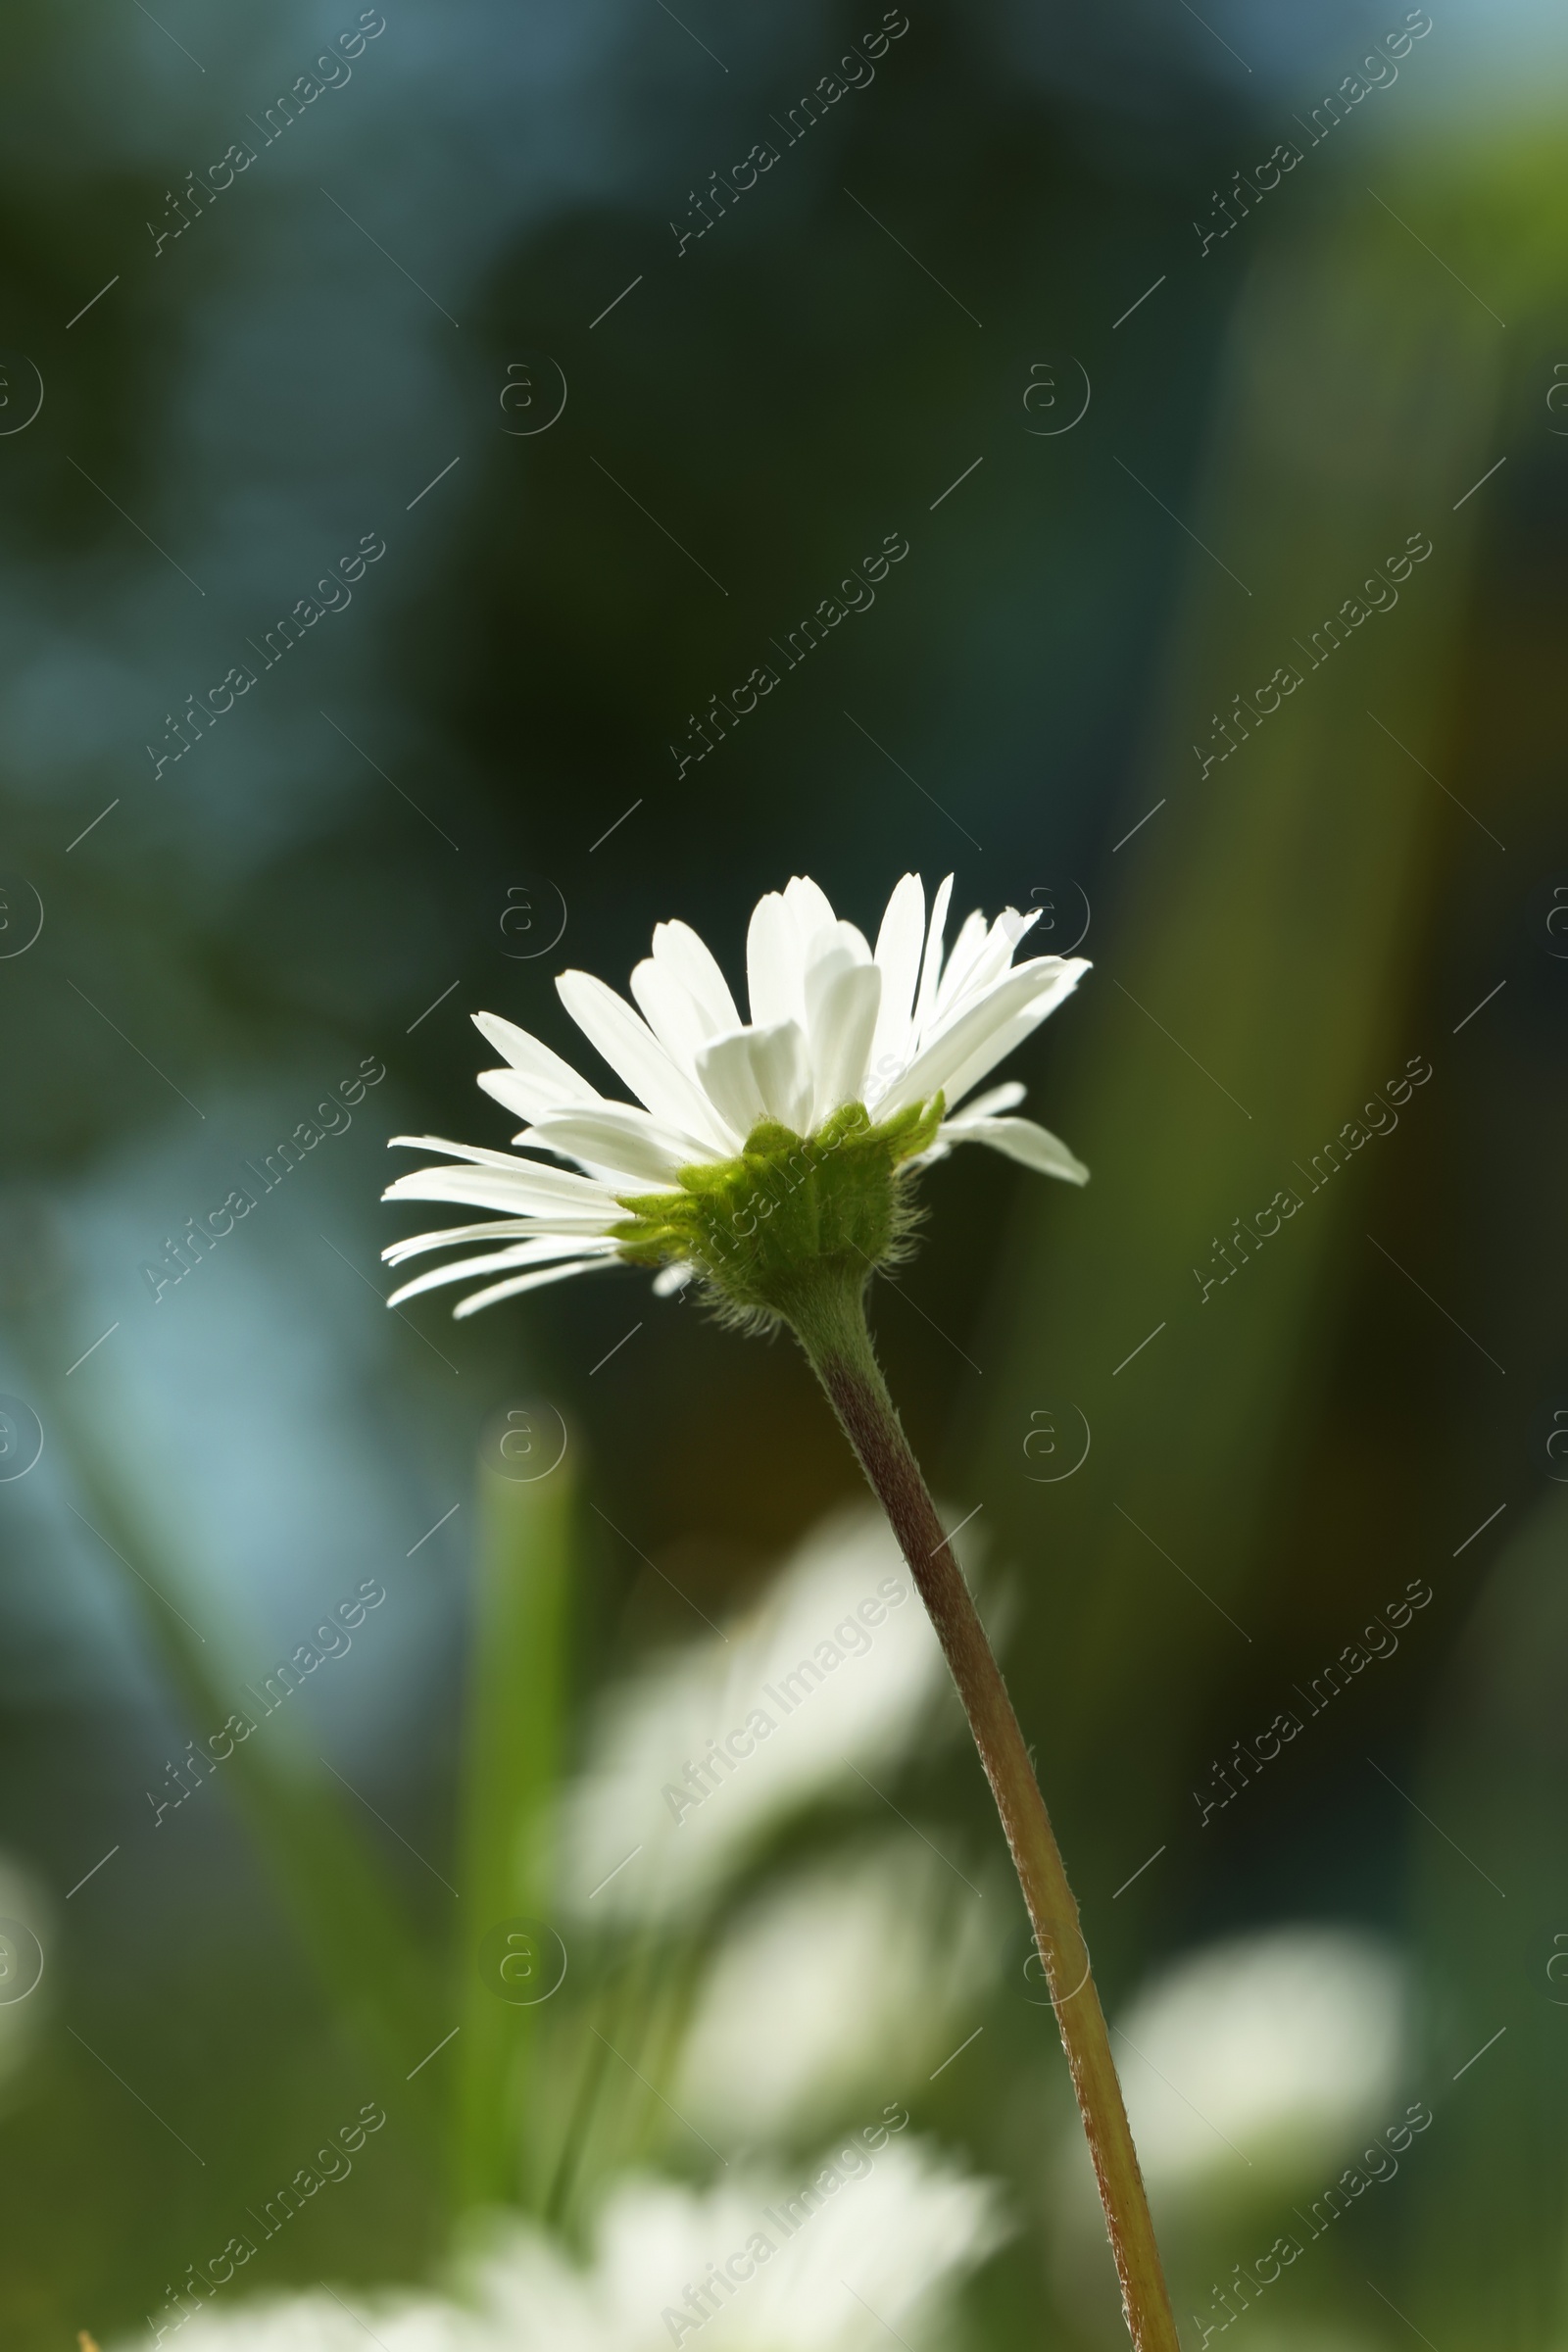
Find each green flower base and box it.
[613,1095,944,1323]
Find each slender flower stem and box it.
[785,1268,1179,2352]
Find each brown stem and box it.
[786,1271,1179,2352]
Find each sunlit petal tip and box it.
[947,1113,1090,1185]
[450,1255,609,1318]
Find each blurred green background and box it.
[0,0,1565,2344]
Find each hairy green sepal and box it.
[613,1097,944,1325]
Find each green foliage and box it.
[36,1359,440,2112]
[451,1445,576,2213]
[966,170,1508,1857]
[1406,1489,1568,2352]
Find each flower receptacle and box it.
[613,1096,943,1323]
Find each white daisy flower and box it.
[556,1504,956,1924]
[382,873,1088,1318]
[466,2134,1006,2351]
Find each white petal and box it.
[388,1235,619,1307]
[782,873,839,949]
[471,1011,602,1106]
[936,909,1034,1014]
[869,873,926,1087]
[911,873,955,1035]
[697,1021,812,1138]
[383,1163,619,1218]
[476,1065,597,1128]
[383,1218,558,1267]
[943,1113,1089,1185]
[958,1080,1026,1120]
[747,1019,814,1130]
[882,959,1087,1114]
[650,917,741,1031]
[653,1262,694,1296]
[801,937,855,1014]
[629,956,715,1078]
[934,959,1090,1109]
[389,1132,547,1172]
[746,891,802,1028]
[696,1029,769,1139]
[820,915,873,966]
[932,907,991,1016]
[525,1107,694,1186]
[453,1255,610,1318]
[557,969,731,1149]
[806,956,882,1122]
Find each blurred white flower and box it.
[557,1505,957,1923]
[108,2139,1003,2352]
[109,2288,462,2352]
[468,2134,1005,2350]
[674,1839,1004,2143]
[1107,1925,1406,2195]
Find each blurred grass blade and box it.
[38,1366,440,2110]
[1405,1487,1568,2351]
[452,1425,575,2212]
[963,172,1507,1885]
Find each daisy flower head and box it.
[383,873,1089,1324]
